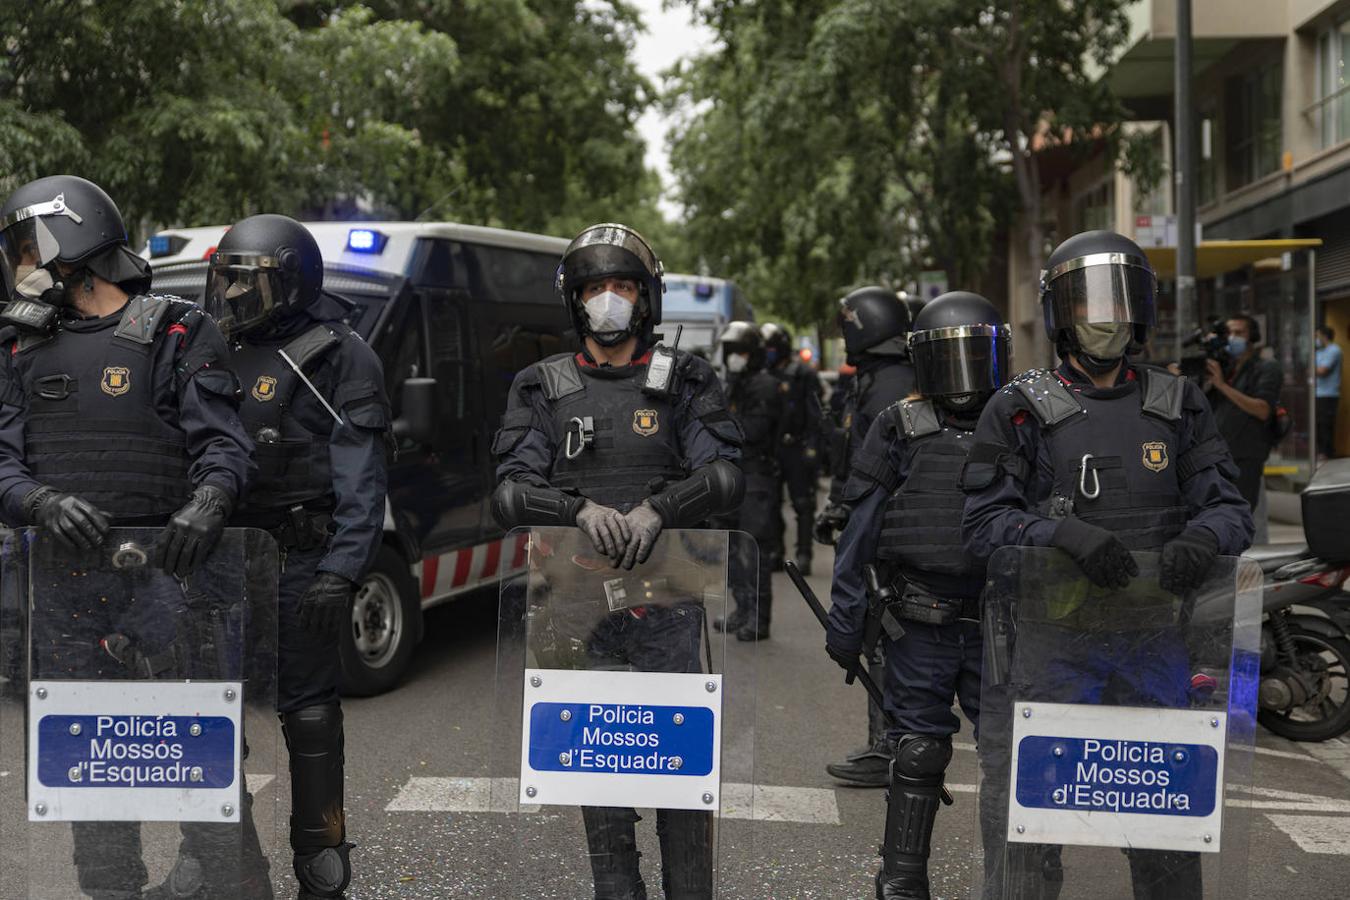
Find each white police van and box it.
[145,222,573,695]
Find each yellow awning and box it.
[1145,240,1322,281]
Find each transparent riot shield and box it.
[974,547,1261,900]
[0,527,280,898]
[489,527,759,897]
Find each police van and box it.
[144,221,573,695]
[661,274,752,358]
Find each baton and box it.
[785,559,954,805]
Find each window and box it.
[1225,61,1283,189]
[1317,21,1350,148]
[377,295,427,422]
[1073,180,1115,233]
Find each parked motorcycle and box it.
[1248,458,1350,742]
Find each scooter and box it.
[1246,541,1350,742]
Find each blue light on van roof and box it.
[693,283,714,299]
[149,235,172,256]
[347,228,386,254]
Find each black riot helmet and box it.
[717,320,764,373]
[909,291,1012,411]
[0,175,151,302]
[206,214,324,339]
[557,223,663,346]
[899,291,927,324]
[760,322,792,364]
[838,286,912,360]
[1041,230,1157,361]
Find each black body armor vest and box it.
[231,323,344,515]
[541,355,687,511]
[13,295,194,519]
[1016,368,1188,551]
[876,400,984,599]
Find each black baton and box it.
[785,559,954,806]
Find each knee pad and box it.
[294,843,352,898]
[893,734,953,780]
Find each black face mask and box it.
[1076,352,1125,376]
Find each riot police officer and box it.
[962,231,1253,899]
[817,285,917,786]
[825,292,1011,900]
[0,175,256,897]
[711,321,785,641]
[205,214,391,900]
[492,223,743,898]
[761,322,823,575]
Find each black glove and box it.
[813,504,850,546]
[575,500,631,564]
[156,485,233,578]
[619,501,663,570]
[825,616,863,674]
[1160,528,1220,596]
[1051,517,1138,589]
[25,486,110,552]
[299,571,357,635]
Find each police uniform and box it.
[720,361,786,637]
[961,360,1253,898]
[494,345,741,897]
[826,357,916,511]
[771,357,823,566]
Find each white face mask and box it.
[14,265,56,300]
[583,290,635,335]
[726,352,749,374]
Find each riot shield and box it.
[489,527,759,897]
[0,527,280,898]
[975,547,1261,900]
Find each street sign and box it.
[28,680,244,823]
[519,668,723,811]
[1008,702,1227,853]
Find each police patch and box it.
[252,375,278,402]
[1142,441,1169,473]
[101,366,130,397]
[633,409,659,437]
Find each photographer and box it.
[1206,314,1282,512]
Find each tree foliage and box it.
[669,0,1147,346]
[0,0,666,246]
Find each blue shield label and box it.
[37,715,237,790]
[528,702,715,776]
[1015,735,1219,817]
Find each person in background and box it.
[1316,325,1342,461]
[1206,314,1282,512]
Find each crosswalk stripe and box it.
[385,777,839,824]
[1266,814,1350,854]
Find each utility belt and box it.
[866,581,979,651]
[235,505,334,552]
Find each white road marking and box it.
[719,783,840,825]
[1266,814,1350,855]
[385,777,839,824]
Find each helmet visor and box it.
[0,216,61,300]
[1042,254,1156,335]
[205,253,284,338]
[911,325,1013,396]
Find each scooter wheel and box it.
[1258,624,1350,742]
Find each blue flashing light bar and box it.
[347,228,387,254]
[693,283,715,299]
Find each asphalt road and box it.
[4,530,1350,897]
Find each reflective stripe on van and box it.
[415,532,531,606]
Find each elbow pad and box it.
[648,459,745,527]
[491,480,586,530]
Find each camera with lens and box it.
[1179,318,1229,381]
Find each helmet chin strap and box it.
[1076,351,1125,376]
[588,328,632,347]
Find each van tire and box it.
[340,545,421,696]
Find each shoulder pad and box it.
[538,354,584,401]
[1136,365,1184,422]
[281,322,345,370]
[115,293,194,344]
[897,398,941,439]
[1011,369,1081,428]
[16,331,54,354]
[673,348,713,379]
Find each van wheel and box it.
[340,545,420,696]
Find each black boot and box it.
[828,663,892,786]
[875,737,951,900]
[712,611,746,634]
[657,808,713,899]
[582,806,648,899]
[1124,849,1202,900]
[283,702,350,899]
